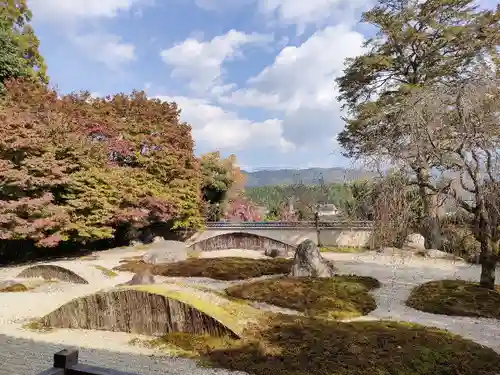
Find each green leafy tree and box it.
[336,0,499,249]
[342,180,375,220]
[0,0,48,89]
[200,152,245,221]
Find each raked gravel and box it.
[321,252,500,353]
[0,248,499,374]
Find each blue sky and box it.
[26,0,493,171]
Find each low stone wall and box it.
[188,232,296,255]
[188,227,373,249]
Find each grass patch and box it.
[320,246,366,253]
[148,315,500,375]
[406,279,500,319]
[93,265,118,278]
[114,257,293,281]
[226,276,380,320]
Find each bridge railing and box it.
[204,220,373,229]
[37,349,140,375]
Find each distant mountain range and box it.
[242,167,377,187]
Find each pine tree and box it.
[336,0,499,248]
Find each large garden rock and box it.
[406,233,426,249]
[142,240,188,265]
[125,270,155,285]
[290,239,335,278]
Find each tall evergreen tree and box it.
[0,0,48,89]
[336,0,499,249]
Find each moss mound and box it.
[154,315,500,375]
[39,284,267,338]
[17,264,88,284]
[115,257,293,281]
[226,276,380,319]
[0,283,28,292]
[406,279,500,319]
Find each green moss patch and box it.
[320,246,367,253]
[79,254,100,261]
[114,257,293,281]
[0,279,49,292]
[226,276,380,320]
[187,249,202,259]
[406,279,500,319]
[93,265,118,277]
[130,333,241,358]
[151,315,500,375]
[22,319,54,333]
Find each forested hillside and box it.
[243,167,376,187]
[245,184,353,214]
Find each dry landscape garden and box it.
[1,0,500,375]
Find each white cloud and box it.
[71,34,136,68]
[28,0,146,21]
[29,0,143,70]
[155,95,293,153]
[192,0,371,34]
[195,0,254,11]
[259,0,373,33]
[220,24,366,147]
[160,30,273,95]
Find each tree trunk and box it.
[422,215,442,249]
[473,207,498,289]
[416,168,442,249]
[479,238,497,289]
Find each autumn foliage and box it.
[224,196,262,222]
[0,80,203,247]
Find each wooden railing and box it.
[205,220,373,229]
[37,349,140,375]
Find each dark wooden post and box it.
[35,349,78,375]
[36,349,143,375]
[314,210,322,247]
[54,349,79,370]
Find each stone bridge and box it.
[186,221,374,253]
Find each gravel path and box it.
[0,334,247,375]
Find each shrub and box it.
[441,226,481,263]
